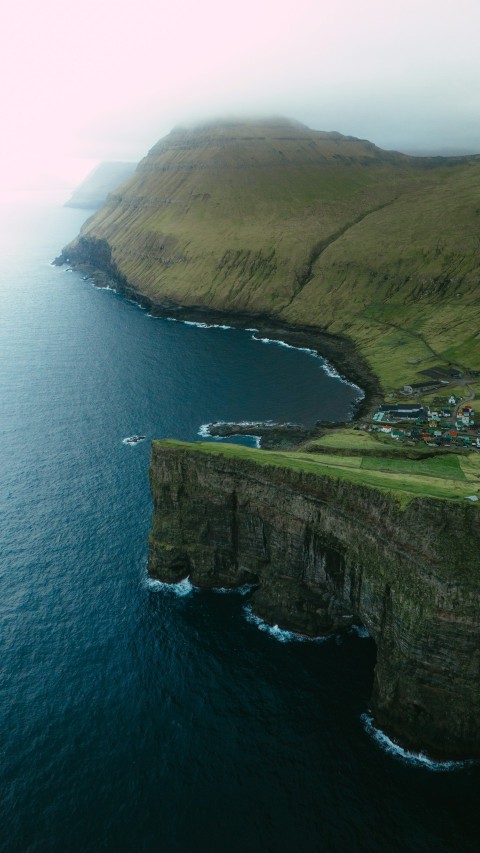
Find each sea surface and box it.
[1,196,479,852]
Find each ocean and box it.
[1,196,478,852]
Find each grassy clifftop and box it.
[63,117,480,392]
[155,438,480,508]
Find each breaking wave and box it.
[144,576,194,597]
[251,333,363,395]
[197,422,262,447]
[243,604,331,643]
[251,334,316,356]
[164,317,232,330]
[361,714,475,771]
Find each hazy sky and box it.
[1,0,479,189]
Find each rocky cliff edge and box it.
[148,440,480,760]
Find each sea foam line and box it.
[182,320,232,330]
[144,576,194,597]
[322,358,364,396]
[163,317,231,330]
[198,422,263,447]
[70,268,149,309]
[250,333,364,395]
[361,714,475,771]
[75,271,362,395]
[77,269,362,396]
[243,604,330,643]
[212,583,257,596]
[252,334,316,356]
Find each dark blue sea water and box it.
[1,196,479,853]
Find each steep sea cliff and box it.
[3,198,480,851]
[149,441,480,759]
[57,119,480,759]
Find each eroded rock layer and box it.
[148,441,480,760]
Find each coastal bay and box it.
[2,198,479,850]
[57,118,480,763]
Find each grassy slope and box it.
[285,161,480,389]
[72,119,480,395]
[156,439,480,507]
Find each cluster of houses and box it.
[364,396,480,448]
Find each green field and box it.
[306,430,383,451]
[156,440,480,508]
[361,454,466,479]
[305,428,451,457]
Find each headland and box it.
[57,117,480,757]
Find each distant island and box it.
[64,161,137,210]
[56,117,480,759]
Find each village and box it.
[362,393,480,449]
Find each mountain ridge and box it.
[65,161,137,210]
[59,118,480,395]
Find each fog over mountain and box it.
[1,0,479,192]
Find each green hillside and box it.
[62,117,480,394]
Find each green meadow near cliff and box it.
[60,117,480,757]
[60,117,480,396]
[148,440,480,758]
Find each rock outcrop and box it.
[148,441,480,760]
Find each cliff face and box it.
[64,162,137,209]
[148,442,480,760]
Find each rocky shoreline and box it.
[203,421,311,449]
[54,237,382,428]
[55,240,480,760]
[149,440,480,760]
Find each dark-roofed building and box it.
[378,403,428,420]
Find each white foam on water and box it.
[321,358,365,395]
[361,714,475,771]
[127,298,147,309]
[197,421,265,442]
[179,320,232,330]
[77,280,363,399]
[212,583,257,596]
[77,271,363,400]
[251,334,316,356]
[122,436,146,446]
[250,334,364,396]
[161,316,233,329]
[321,359,342,379]
[199,420,275,432]
[243,604,330,643]
[197,423,212,437]
[144,576,194,597]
